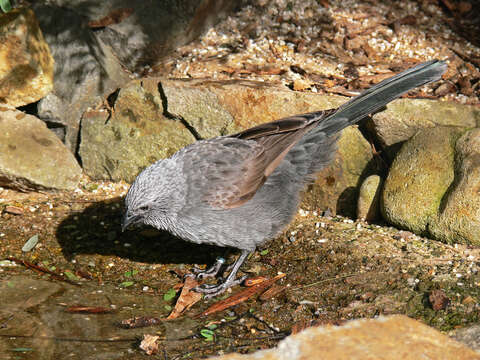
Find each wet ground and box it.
[1,178,480,359]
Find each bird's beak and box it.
[121,212,140,232]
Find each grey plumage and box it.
[122,60,447,297]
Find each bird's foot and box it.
[193,275,247,299]
[191,257,226,280]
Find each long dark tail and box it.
[319,59,447,135]
[284,60,447,178]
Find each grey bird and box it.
[122,60,447,297]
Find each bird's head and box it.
[122,158,185,232]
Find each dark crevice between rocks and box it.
[104,88,120,125]
[75,114,84,168]
[157,81,203,141]
[358,117,390,177]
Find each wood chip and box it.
[4,205,23,215]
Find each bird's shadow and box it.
[55,197,224,266]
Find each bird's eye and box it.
[139,205,149,211]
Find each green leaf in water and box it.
[260,249,269,256]
[200,329,214,341]
[163,288,177,301]
[124,269,138,277]
[119,281,134,288]
[63,270,78,281]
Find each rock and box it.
[382,127,462,235]
[0,7,54,107]
[0,107,82,191]
[209,315,480,360]
[451,324,480,352]
[382,126,480,246]
[80,78,374,214]
[32,3,131,152]
[302,126,374,217]
[31,0,236,152]
[357,174,383,221]
[79,80,196,182]
[429,128,480,245]
[368,99,479,148]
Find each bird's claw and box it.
[193,275,247,299]
[191,257,226,280]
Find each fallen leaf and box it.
[139,334,160,355]
[196,273,286,318]
[166,276,202,319]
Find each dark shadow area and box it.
[55,196,225,266]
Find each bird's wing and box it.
[182,110,334,209]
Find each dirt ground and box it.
[1,176,479,358]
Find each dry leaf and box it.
[139,334,160,355]
[166,276,202,319]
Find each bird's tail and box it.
[318,59,447,135]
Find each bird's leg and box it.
[193,250,252,298]
[191,257,227,279]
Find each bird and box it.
[122,60,447,297]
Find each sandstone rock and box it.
[357,174,383,221]
[79,80,196,182]
[80,78,373,214]
[209,315,480,360]
[303,125,373,217]
[382,126,480,246]
[32,0,236,152]
[382,127,462,234]
[0,107,82,191]
[429,129,480,245]
[33,4,131,151]
[368,99,479,147]
[0,7,54,107]
[451,324,480,352]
